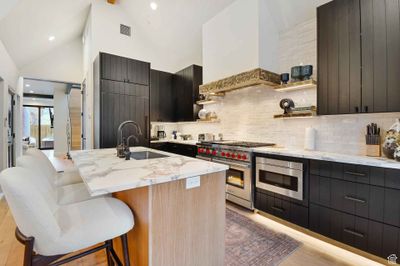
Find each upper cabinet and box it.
[100,52,150,85]
[94,53,150,149]
[150,65,203,122]
[317,0,400,115]
[150,69,174,122]
[173,65,203,122]
[361,0,400,113]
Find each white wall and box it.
[0,39,20,172]
[90,1,154,65]
[202,0,279,83]
[53,89,68,156]
[20,38,83,84]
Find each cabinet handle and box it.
[355,106,359,113]
[344,228,365,238]
[145,116,148,137]
[272,206,285,213]
[344,171,366,177]
[364,106,368,113]
[344,195,366,204]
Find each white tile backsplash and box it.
[152,18,400,156]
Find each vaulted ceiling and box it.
[0,0,331,71]
[0,0,90,68]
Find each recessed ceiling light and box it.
[48,36,55,42]
[29,90,34,93]
[32,98,36,101]
[25,84,30,87]
[150,2,158,10]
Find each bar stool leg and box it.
[105,240,115,266]
[121,234,130,266]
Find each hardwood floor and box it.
[0,153,386,266]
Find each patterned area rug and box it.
[225,208,301,266]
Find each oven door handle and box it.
[213,159,250,169]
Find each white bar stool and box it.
[26,148,82,187]
[16,155,102,205]
[0,167,134,266]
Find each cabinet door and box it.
[173,65,202,121]
[126,58,150,85]
[159,71,174,122]
[100,53,127,82]
[150,70,160,121]
[125,83,149,147]
[317,0,361,115]
[361,0,400,113]
[100,80,125,148]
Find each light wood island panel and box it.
[113,171,226,266]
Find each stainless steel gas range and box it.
[196,141,275,209]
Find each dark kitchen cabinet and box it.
[100,52,150,85]
[309,159,400,259]
[173,65,203,122]
[310,203,400,258]
[255,190,309,228]
[317,0,400,114]
[150,70,174,122]
[94,53,150,149]
[150,142,197,158]
[317,0,361,115]
[361,0,400,113]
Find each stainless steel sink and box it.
[130,151,169,160]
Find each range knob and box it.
[242,154,247,160]
[226,153,231,158]
[198,148,202,153]
[237,154,242,160]
[231,154,236,159]
[221,152,226,156]
[212,150,217,156]
[206,149,211,155]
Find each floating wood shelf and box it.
[275,79,317,92]
[196,119,221,123]
[196,100,218,105]
[273,112,315,119]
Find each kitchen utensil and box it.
[365,122,381,157]
[157,130,166,139]
[204,133,214,141]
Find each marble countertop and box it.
[70,147,228,196]
[150,139,198,145]
[253,147,400,170]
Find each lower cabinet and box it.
[310,203,400,258]
[150,142,197,158]
[255,190,308,228]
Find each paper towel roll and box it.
[304,127,316,150]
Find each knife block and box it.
[366,144,381,157]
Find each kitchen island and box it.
[70,147,228,266]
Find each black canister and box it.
[291,66,303,81]
[301,65,313,80]
[280,73,289,84]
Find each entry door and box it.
[7,92,15,167]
